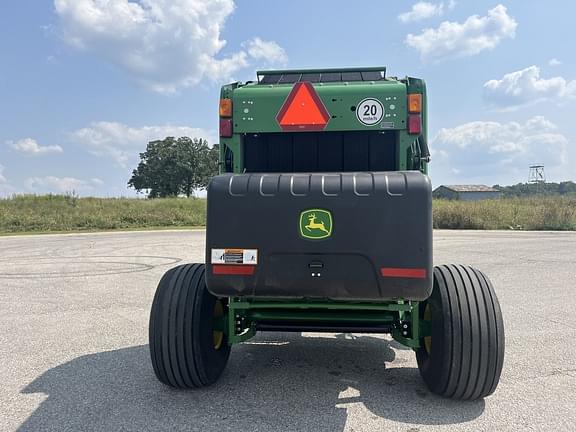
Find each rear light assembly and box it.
[220,118,233,137]
[408,114,421,135]
[408,94,422,114]
[219,97,233,137]
[219,98,232,117]
[407,93,422,134]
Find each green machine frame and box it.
[219,299,429,349]
[219,67,430,175]
[215,67,432,349]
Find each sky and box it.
[0,0,574,197]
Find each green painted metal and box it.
[226,299,256,345]
[225,298,423,349]
[218,68,428,175]
[248,310,396,323]
[231,299,414,312]
[391,303,421,349]
[231,82,407,134]
[228,326,256,345]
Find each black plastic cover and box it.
[205,171,432,301]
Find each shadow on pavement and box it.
[20,334,484,431]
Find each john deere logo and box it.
[299,209,333,240]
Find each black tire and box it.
[416,264,504,400]
[149,263,230,388]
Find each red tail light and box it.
[408,114,421,135]
[220,118,233,137]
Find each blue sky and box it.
[0,0,574,196]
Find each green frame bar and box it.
[225,298,428,348]
[230,298,414,311]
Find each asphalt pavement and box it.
[0,230,575,431]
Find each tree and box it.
[493,181,576,198]
[128,137,219,198]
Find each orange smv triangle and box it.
[276,82,330,131]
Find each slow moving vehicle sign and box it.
[276,82,330,131]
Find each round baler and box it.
[149,67,504,400]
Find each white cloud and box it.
[398,1,455,23]
[25,176,103,193]
[54,0,287,93]
[484,65,576,109]
[549,58,562,67]
[405,4,517,62]
[9,137,63,155]
[431,116,569,183]
[242,38,288,65]
[69,121,215,167]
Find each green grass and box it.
[1,194,575,234]
[433,196,576,230]
[0,194,206,234]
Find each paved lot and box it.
[0,230,575,431]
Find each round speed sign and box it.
[356,98,384,126]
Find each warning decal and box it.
[356,98,384,126]
[211,249,258,265]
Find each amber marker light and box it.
[219,99,233,117]
[408,94,422,114]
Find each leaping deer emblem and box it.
[305,213,330,234]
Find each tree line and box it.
[128,137,218,198]
[493,181,576,197]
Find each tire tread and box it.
[149,263,230,389]
[417,264,505,400]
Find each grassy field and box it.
[0,194,575,234]
[433,196,576,230]
[0,194,206,234]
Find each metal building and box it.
[433,185,502,201]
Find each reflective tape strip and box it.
[212,265,256,275]
[381,267,427,279]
